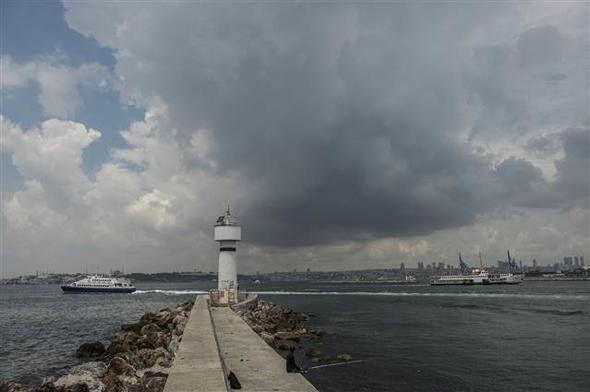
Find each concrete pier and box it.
[164,295,318,392]
[163,296,227,392]
[211,306,318,392]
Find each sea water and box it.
[1,281,588,391]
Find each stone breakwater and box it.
[237,299,352,364]
[236,300,326,357]
[0,300,194,392]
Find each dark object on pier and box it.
[286,347,302,373]
[228,371,242,389]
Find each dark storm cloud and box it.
[64,2,589,247]
[464,23,585,140]
[554,128,590,209]
[524,133,561,155]
[499,127,590,211]
[493,157,552,209]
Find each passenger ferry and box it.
[430,268,522,285]
[430,268,488,285]
[61,275,136,293]
[430,252,523,286]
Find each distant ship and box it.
[61,275,136,293]
[430,252,523,286]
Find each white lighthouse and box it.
[214,206,241,304]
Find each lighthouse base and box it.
[210,287,237,306]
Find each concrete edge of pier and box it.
[164,294,318,392]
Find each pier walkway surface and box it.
[211,306,318,392]
[163,295,227,392]
[164,295,318,392]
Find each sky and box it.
[0,1,588,278]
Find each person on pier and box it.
[286,347,302,373]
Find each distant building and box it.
[574,257,579,267]
[532,259,537,268]
[563,257,573,268]
[417,262,424,270]
[497,260,507,270]
[400,263,406,278]
[437,262,445,270]
[581,257,585,266]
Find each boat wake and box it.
[252,291,590,301]
[133,289,208,295]
[521,308,584,316]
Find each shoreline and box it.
[319,279,416,284]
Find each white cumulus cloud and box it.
[1,56,111,118]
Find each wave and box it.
[133,289,207,295]
[252,291,590,300]
[132,289,589,301]
[440,303,493,310]
[521,308,584,316]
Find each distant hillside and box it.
[124,272,218,282]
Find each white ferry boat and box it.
[61,275,136,293]
[430,268,488,285]
[430,253,523,286]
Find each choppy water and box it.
[1,281,589,391]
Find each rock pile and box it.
[0,300,194,392]
[237,299,322,354]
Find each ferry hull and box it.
[431,277,523,286]
[430,279,475,285]
[61,285,136,294]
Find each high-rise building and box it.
[581,257,585,266]
[417,262,424,270]
[400,263,407,278]
[438,262,445,270]
[532,259,537,268]
[574,257,579,267]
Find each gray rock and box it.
[139,323,162,336]
[76,342,106,358]
[0,382,30,392]
[135,367,169,378]
[137,348,172,368]
[54,375,104,392]
[167,335,180,354]
[68,362,107,379]
[126,376,167,392]
[105,357,132,377]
